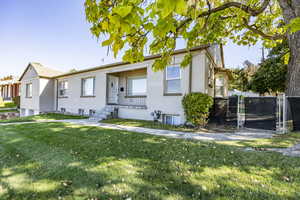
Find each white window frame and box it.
[165,65,181,94]
[89,109,96,117]
[165,115,181,125]
[215,76,225,97]
[26,83,32,98]
[81,77,95,97]
[78,108,85,116]
[127,76,147,96]
[58,80,68,97]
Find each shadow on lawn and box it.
[0,122,299,199]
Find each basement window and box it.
[78,109,85,116]
[164,115,181,126]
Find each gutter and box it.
[54,45,210,79]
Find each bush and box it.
[0,97,4,107]
[182,93,213,127]
[13,96,20,108]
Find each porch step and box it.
[89,106,116,121]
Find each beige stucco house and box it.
[19,45,230,125]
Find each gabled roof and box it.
[19,62,63,81]
[0,76,20,85]
[54,45,210,78]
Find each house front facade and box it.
[19,45,230,125]
[0,76,20,102]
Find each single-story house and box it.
[0,76,20,101]
[19,45,230,125]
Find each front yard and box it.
[0,113,87,123]
[1,122,300,199]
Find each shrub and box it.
[182,93,213,127]
[13,96,20,108]
[0,97,4,107]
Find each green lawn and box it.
[0,109,18,113]
[217,132,300,148]
[0,113,87,123]
[0,102,16,108]
[0,122,300,199]
[101,119,300,149]
[101,118,196,132]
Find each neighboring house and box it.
[19,45,230,125]
[0,76,20,101]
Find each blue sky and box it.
[0,0,263,77]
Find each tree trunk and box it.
[278,0,300,96]
[286,31,300,96]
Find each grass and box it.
[0,102,16,108]
[101,119,300,149]
[217,132,300,149]
[0,113,87,123]
[0,109,18,113]
[0,122,300,199]
[101,118,196,132]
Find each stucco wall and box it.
[20,66,40,115]
[56,51,208,124]
[39,78,55,112]
[56,62,151,115]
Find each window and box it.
[59,80,68,97]
[89,109,96,117]
[61,108,66,113]
[78,109,85,116]
[29,109,34,116]
[165,66,181,94]
[164,115,181,125]
[127,76,147,96]
[215,76,225,97]
[81,77,95,97]
[26,83,32,98]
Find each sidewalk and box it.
[63,119,274,141]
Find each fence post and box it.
[237,96,240,129]
[277,95,281,132]
[237,95,244,129]
[283,94,287,134]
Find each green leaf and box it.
[175,0,187,15]
[289,17,300,33]
[157,0,175,18]
[113,6,133,18]
[102,38,113,46]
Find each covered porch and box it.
[106,68,147,108]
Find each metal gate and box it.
[209,96,238,126]
[243,97,277,130]
[287,97,300,131]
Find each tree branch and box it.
[177,0,270,32]
[242,18,285,40]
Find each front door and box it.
[107,75,119,104]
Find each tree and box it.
[85,0,300,96]
[229,68,252,92]
[249,41,288,94]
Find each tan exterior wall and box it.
[56,62,151,115]
[56,51,208,124]
[20,67,40,116]
[19,49,220,123]
[39,78,56,112]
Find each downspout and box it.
[56,79,58,111]
[189,61,192,94]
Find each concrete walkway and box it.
[0,119,274,141]
[63,119,274,141]
[268,143,300,157]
